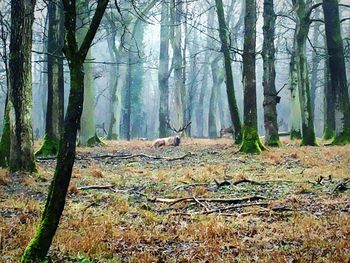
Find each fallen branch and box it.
[150,195,266,206]
[37,153,191,162]
[201,202,269,215]
[78,184,115,190]
[231,179,265,186]
[173,182,209,190]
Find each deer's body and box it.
[220,126,234,138]
[152,135,181,148]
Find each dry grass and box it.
[1,138,349,262]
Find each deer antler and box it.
[166,119,192,133]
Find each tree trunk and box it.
[323,0,350,144]
[323,56,335,139]
[289,41,302,139]
[240,0,264,153]
[106,23,119,140]
[8,0,36,172]
[171,0,184,128]
[0,97,10,167]
[294,0,316,146]
[208,56,224,138]
[36,0,64,156]
[215,0,242,144]
[158,0,170,138]
[21,0,108,261]
[262,0,280,147]
[310,14,321,116]
[77,0,97,146]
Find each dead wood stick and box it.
[150,195,266,206]
[192,196,210,212]
[201,202,269,215]
[78,184,115,190]
[231,179,265,186]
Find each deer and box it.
[152,120,191,148]
[220,126,234,138]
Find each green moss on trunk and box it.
[323,127,335,140]
[86,133,104,147]
[0,106,10,167]
[35,134,59,157]
[332,130,350,145]
[290,130,302,140]
[240,127,265,154]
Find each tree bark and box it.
[215,0,242,144]
[158,0,170,138]
[21,0,108,261]
[262,0,280,147]
[36,0,64,156]
[8,0,36,172]
[289,41,302,139]
[323,0,350,144]
[239,0,265,153]
[293,0,317,146]
[208,56,224,138]
[78,0,97,146]
[170,0,184,129]
[323,56,335,139]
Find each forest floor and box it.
[0,138,350,262]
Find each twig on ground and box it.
[78,184,115,190]
[150,195,266,206]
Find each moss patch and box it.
[332,131,350,145]
[290,130,302,140]
[322,128,335,141]
[239,127,266,154]
[0,108,10,167]
[86,133,104,147]
[35,135,59,157]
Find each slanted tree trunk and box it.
[262,0,280,147]
[289,41,302,139]
[240,0,264,153]
[158,0,170,138]
[36,0,64,156]
[293,0,317,146]
[21,1,108,261]
[208,55,224,138]
[215,0,242,144]
[8,0,36,172]
[323,0,350,144]
[323,56,335,139]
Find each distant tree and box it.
[7,0,36,172]
[323,56,335,139]
[289,36,302,139]
[208,55,224,138]
[158,0,171,138]
[170,0,185,129]
[240,0,265,153]
[322,0,350,144]
[0,7,10,167]
[292,0,319,146]
[262,0,280,147]
[21,0,109,261]
[36,0,64,156]
[77,0,99,146]
[215,0,242,144]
